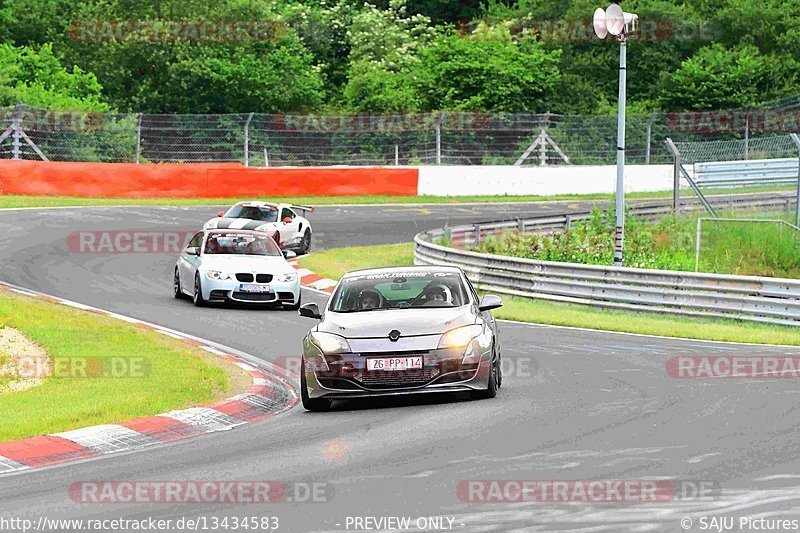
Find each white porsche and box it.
[204,201,314,255]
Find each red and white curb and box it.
[0,281,298,475]
[290,260,337,294]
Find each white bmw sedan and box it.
[174,229,301,309]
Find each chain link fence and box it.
[2,103,799,166]
[671,135,799,164]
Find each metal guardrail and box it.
[694,158,799,188]
[414,193,800,326]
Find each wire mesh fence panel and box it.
[0,107,15,159]
[249,113,439,166]
[14,107,138,162]
[140,114,249,163]
[1,104,798,166]
[673,135,798,164]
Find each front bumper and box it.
[302,347,493,400]
[202,276,300,305]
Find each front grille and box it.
[231,291,276,302]
[209,290,228,301]
[356,367,440,388]
[256,274,273,283]
[236,273,254,282]
[358,351,429,358]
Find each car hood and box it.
[319,306,476,339]
[199,254,291,274]
[204,218,277,231]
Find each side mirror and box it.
[283,217,293,224]
[299,302,321,320]
[282,250,297,259]
[478,294,503,312]
[218,211,225,217]
[184,246,200,256]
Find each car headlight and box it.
[206,270,231,280]
[309,332,351,355]
[440,325,492,365]
[277,272,297,283]
[438,325,483,349]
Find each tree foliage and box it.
[0,43,108,110]
[1,0,799,113]
[660,43,782,110]
[414,28,562,112]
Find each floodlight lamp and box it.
[593,8,608,39]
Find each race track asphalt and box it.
[0,201,798,532]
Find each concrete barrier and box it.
[417,165,674,196]
[0,160,419,198]
[0,160,676,198]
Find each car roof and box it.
[205,229,270,236]
[341,265,464,278]
[235,201,279,208]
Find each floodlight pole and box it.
[613,36,627,267]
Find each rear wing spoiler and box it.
[289,204,315,214]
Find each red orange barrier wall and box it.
[0,160,419,198]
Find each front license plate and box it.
[366,356,423,371]
[240,284,270,293]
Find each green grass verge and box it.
[474,208,800,278]
[0,352,9,390]
[299,243,800,346]
[0,291,249,441]
[497,296,800,346]
[0,186,792,208]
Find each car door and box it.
[180,231,204,293]
[280,207,301,244]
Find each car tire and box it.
[284,293,302,311]
[496,350,502,389]
[473,350,499,400]
[300,229,312,255]
[173,268,183,299]
[193,273,206,307]
[300,360,331,412]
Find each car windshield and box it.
[330,271,469,312]
[203,233,281,256]
[224,205,279,222]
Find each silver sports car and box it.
[297,266,503,411]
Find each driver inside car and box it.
[357,289,382,310]
[421,284,452,305]
[205,238,220,254]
